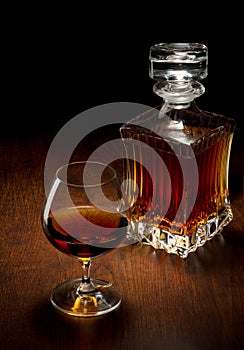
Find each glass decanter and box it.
[120,43,235,258]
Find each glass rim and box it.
[55,161,118,188]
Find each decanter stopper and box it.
[149,43,208,81]
[149,43,208,104]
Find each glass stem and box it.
[77,259,95,294]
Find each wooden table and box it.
[0,126,243,350]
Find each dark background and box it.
[3,4,243,150]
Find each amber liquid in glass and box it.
[43,207,128,259]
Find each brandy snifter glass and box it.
[42,161,128,317]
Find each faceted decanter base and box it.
[128,205,233,258]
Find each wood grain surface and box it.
[0,128,243,350]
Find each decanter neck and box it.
[153,78,205,109]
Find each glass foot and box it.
[50,278,121,317]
